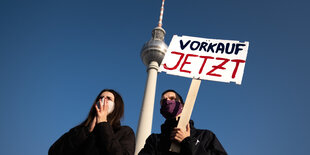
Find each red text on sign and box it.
[163,51,246,79]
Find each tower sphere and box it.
[141,27,168,66]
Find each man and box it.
[139,89,227,155]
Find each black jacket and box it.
[49,122,135,155]
[139,119,227,155]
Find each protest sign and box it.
[159,35,249,152]
[159,35,249,85]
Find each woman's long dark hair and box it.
[79,89,124,129]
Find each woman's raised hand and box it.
[95,98,108,123]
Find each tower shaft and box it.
[135,61,159,155]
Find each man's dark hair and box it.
[161,89,184,104]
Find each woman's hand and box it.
[95,98,108,123]
[170,123,190,143]
[89,116,96,132]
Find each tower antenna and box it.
[158,0,165,27]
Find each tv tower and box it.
[135,0,168,154]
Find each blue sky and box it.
[0,0,309,154]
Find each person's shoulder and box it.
[114,125,135,138]
[119,125,134,133]
[143,133,161,141]
[194,128,216,138]
[149,133,161,138]
[144,133,161,144]
[120,125,133,130]
[69,125,86,132]
[195,128,213,133]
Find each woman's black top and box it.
[49,122,135,155]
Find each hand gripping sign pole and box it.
[169,78,201,152]
[159,35,249,152]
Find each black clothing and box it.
[49,122,135,155]
[139,119,227,155]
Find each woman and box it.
[49,89,135,155]
[139,89,227,155]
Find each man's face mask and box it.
[160,99,183,119]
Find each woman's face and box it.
[99,91,115,103]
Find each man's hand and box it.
[170,123,190,143]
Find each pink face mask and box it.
[160,99,183,119]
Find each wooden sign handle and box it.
[169,78,201,153]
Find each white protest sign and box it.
[159,35,250,152]
[159,35,249,84]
